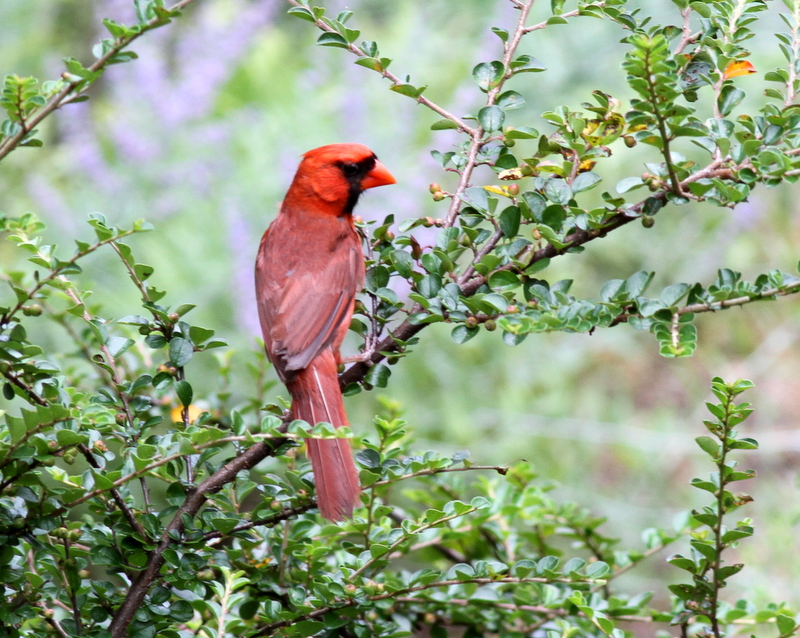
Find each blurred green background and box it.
[2,0,799,609]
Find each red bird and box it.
[255,143,396,520]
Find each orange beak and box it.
[361,160,396,190]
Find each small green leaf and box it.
[497,90,525,110]
[431,118,458,130]
[718,85,745,117]
[478,105,505,132]
[317,32,349,48]
[472,61,505,91]
[390,83,425,98]
[175,380,193,408]
[451,324,479,344]
[572,171,601,193]
[499,205,521,237]
[695,436,720,458]
[287,6,315,21]
[169,337,193,367]
[616,176,645,194]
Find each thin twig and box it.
[251,574,608,635]
[282,0,476,136]
[0,0,201,162]
[372,464,508,488]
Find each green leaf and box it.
[616,176,645,194]
[175,380,193,408]
[695,436,720,458]
[287,6,315,21]
[417,274,441,298]
[317,32,349,48]
[572,171,601,193]
[169,337,193,367]
[478,105,505,131]
[106,336,134,358]
[499,205,521,237]
[56,430,88,447]
[364,364,390,388]
[472,61,505,91]
[431,118,458,130]
[544,179,572,205]
[660,283,690,306]
[718,85,745,117]
[451,324,479,344]
[510,54,546,73]
[776,615,797,636]
[497,90,525,110]
[390,83,425,98]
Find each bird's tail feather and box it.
[287,350,361,521]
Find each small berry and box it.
[432,191,444,202]
[507,183,520,196]
[429,183,441,194]
[484,319,497,331]
[641,216,655,228]
[624,135,636,148]
[465,316,479,329]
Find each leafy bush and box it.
[2,1,800,637]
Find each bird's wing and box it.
[255,222,363,379]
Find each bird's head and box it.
[285,143,396,217]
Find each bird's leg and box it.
[340,344,376,366]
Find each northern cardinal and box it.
[255,143,396,520]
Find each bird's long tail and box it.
[287,349,361,521]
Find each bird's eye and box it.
[341,162,359,177]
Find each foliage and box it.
[2,0,800,637]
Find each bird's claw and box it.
[341,348,376,366]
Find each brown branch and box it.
[0,369,48,406]
[340,160,729,388]
[202,501,317,542]
[77,444,148,539]
[674,8,701,56]
[612,278,800,329]
[444,0,537,227]
[387,510,467,564]
[108,435,287,637]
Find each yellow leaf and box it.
[498,168,525,181]
[483,185,513,197]
[723,60,756,80]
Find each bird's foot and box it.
[341,348,376,366]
